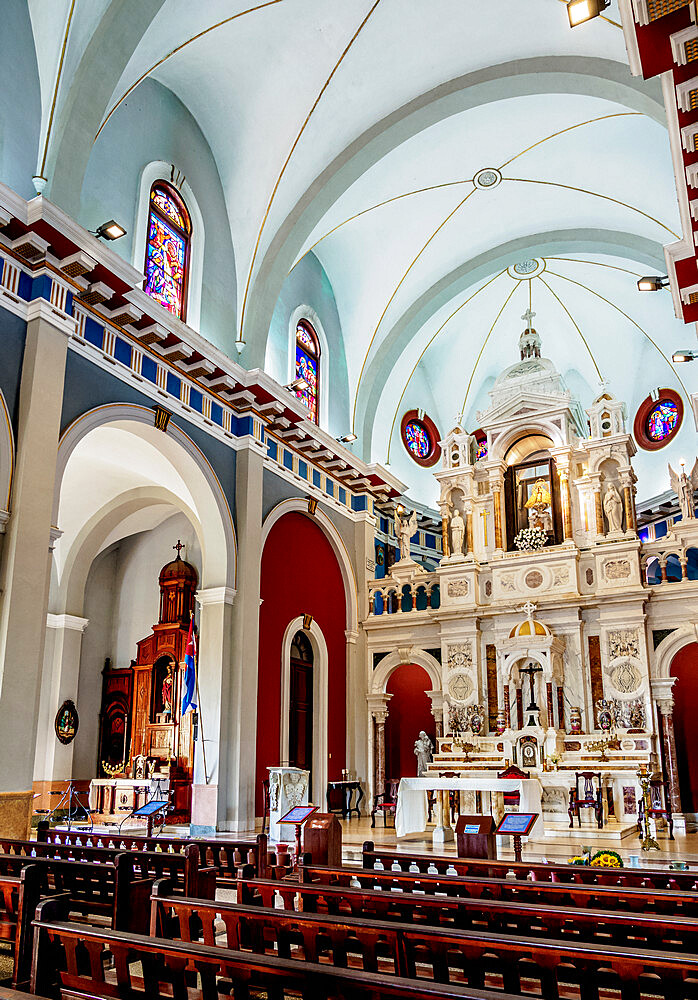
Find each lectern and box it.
[455,814,496,860]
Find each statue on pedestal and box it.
[394,508,419,562]
[414,731,433,776]
[450,507,465,557]
[603,483,623,533]
[669,460,698,521]
[161,662,174,717]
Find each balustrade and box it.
[367,574,439,616]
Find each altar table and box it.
[395,775,544,839]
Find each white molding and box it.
[0,387,14,513]
[371,648,442,695]
[279,616,329,803]
[676,75,698,112]
[670,24,698,67]
[25,297,74,337]
[46,613,89,632]
[195,586,237,606]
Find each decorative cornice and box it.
[46,613,88,632]
[195,586,237,607]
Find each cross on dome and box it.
[518,600,537,620]
[173,539,185,558]
[521,308,536,332]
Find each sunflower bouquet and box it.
[590,849,623,868]
[568,855,589,866]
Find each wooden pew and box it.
[362,840,698,891]
[37,822,268,877]
[148,888,698,1000]
[235,874,698,951]
[31,900,516,1000]
[297,863,698,916]
[0,838,215,899]
[0,865,47,989]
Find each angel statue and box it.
[669,459,698,522]
[394,507,418,562]
[413,731,433,777]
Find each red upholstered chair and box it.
[371,778,399,827]
[498,763,527,810]
[638,775,674,840]
[568,771,603,829]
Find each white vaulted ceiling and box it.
[23,0,697,505]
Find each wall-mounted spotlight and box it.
[285,376,308,392]
[567,0,609,25]
[94,219,126,241]
[672,349,698,362]
[637,275,669,292]
[337,433,357,443]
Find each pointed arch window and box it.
[295,320,320,423]
[144,182,191,320]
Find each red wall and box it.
[385,664,433,780]
[255,512,347,814]
[671,642,698,812]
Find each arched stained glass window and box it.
[295,320,320,423]
[144,182,191,320]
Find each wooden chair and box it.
[371,778,399,827]
[638,774,674,839]
[438,772,459,824]
[261,778,270,836]
[569,771,603,829]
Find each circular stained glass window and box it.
[646,399,679,442]
[404,419,431,459]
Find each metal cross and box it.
[521,308,536,332]
[173,540,184,557]
[518,600,537,620]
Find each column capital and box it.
[367,692,392,721]
[651,676,677,713]
[45,613,88,632]
[345,629,359,644]
[26,297,74,338]
[426,689,445,713]
[0,509,9,534]
[195,586,237,607]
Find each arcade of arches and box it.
[1,1,698,863]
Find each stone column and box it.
[492,481,504,551]
[652,679,681,816]
[557,687,565,732]
[367,693,392,802]
[0,302,71,809]
[220,443,264,832]
[503,686,511,730]
[680,555,688,580]
[622,485,636,533]
[438,502,450,559]
[559,469,573,541]
[33,614,89,786]
[660,557,667,583]
[546,682,555,730]
[593,484,604,537]
[191,586,236,836]
[427,690,445,739]
[465,508,474,557]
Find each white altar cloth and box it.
[395,776,544,838]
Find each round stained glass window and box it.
[646,399,678,442]
[404,419,431,459]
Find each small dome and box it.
[159,554,198,587]
[509,618,551,639]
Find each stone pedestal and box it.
[267,766,310,842]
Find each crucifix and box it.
[173,539,185,558]
[519,660,544,727]
[521,308,536,333]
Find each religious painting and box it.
[55,699,78,745]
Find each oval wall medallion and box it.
[55,699,79,745]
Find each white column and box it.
[34,614,89,784]
[190,585,236,835]
[220,444,264,832]
[0,302,71,796]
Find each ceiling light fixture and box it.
[285,376,308,392]
[94,219,126,241]
[337,433,357,443]
[637,275,669,292]
[672,349,698,362]
[567,0,609,25]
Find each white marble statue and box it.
[414,731,433,776]
[669,460,698,521]
[603,483,623,533]
[450,508,465,556]
[394,508,418,562]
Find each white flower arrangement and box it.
[514,526,548,551]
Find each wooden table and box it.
[326,779,364,818]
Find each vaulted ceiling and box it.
[22,0,697,505]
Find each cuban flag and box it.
[182,617,197,716]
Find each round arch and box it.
[371,648,442,695]
[651,625,698,681]
[243,57,665,366]
[261,498,358,631]
[279,616,329,801]
[54,404,236,590]
[489,422,566,465]
[0,387,14,516]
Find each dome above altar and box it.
[508,618,552,639]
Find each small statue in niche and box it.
[603,483,623,533]
[669,460,698,522]
[394,508,418,562]
[449,507,465,557]
[413,731,434,776]
[161,662,174,718]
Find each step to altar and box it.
[535,821,640,843]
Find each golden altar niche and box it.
[95,543,198,823]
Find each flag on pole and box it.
[182,616,197,715]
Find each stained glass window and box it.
[476,438,488,461]
[646,399,679,442]
[144,183,191,320]
[404,419,432,459]
[295,321,320,423]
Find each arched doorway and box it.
[671,642,698,814]
[288,630,314,789]
[385,664,434,780]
